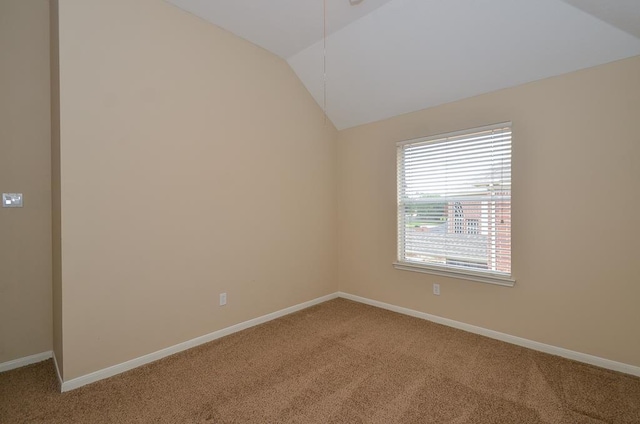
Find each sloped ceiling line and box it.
[165,0,640,129]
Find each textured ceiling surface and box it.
[165,0,640,129]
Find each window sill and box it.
[393,262,516,287]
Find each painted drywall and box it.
[0,0,52,364]
[338,55,640,367]
[50,0,63,379]
[55,0,338,380]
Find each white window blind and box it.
[395,123,513,285]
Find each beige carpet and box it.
[1,298,639,423]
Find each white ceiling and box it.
[562,0,640,39]
[166,0,395,58]
[165,0,640,130]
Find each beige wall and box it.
[0,0,52,364]
[50,0,63,378]
[338,55,640,367]
[56,0,338,380]
[9,0,635,382]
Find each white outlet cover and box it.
[2,193,23,208]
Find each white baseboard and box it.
[61,292,339,392]
[43,289,640,392]
[338,292,640,377]
[0,351,52,373]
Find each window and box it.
[394,123,514,286]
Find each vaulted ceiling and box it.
[165,0,640,129]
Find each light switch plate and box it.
[2,193,23,208]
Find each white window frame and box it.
[394,122,515,287]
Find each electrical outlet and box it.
[433,284,440,296]
[219,292,227,306]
